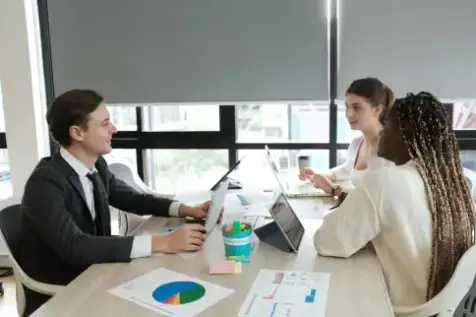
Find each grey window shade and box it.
[338,0,476,100]
[47,0,329,104]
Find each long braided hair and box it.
[392,92,475,300]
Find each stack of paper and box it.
[209,260,242,275]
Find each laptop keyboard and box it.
[287,191,330,198]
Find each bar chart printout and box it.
[238,269,330,317]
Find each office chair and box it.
[453,279,476,316]
[108,161,174,236]
[0,204,63,316]
[463,167,476,203]
[0,266,13,296]
[393,245,476,317]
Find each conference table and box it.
[31,195,394,317]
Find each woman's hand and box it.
[308,173,335,194]
[298,168,315,181]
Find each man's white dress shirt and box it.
[61,148,180,258]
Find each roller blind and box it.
[47,0,329,104]
[338,0,476,100]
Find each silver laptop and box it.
[204,179,230,236]
[264,145,331,198]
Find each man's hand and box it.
[178,201,224,223]
[151,224,206,253]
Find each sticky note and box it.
[209,261,242,275]
[227,255,250,264]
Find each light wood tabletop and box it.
[31,197,393,317]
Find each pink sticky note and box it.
[209,261,242,275]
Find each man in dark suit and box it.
[20,89,214,315]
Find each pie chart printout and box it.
[152,281,206,305]
[108,268,234,317]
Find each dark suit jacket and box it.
[19,152,175,286]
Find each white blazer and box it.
[315,161,432,310]
[330,136,393,187]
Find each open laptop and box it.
[186,179,229,238]
[264,145,331,198]
[254,192,305,253]
[210,158,243,190]
[204,179,230,237]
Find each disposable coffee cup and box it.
[298,155,311,170]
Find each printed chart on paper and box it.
[238,269,330,317]
[108,268,234,317]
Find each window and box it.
[39,0,476,195]
[461,151,476,171]
[337,150,348,166]
[236,104,330,143]
[107,106,137,131]
[103,149,138,172]
[145,149,228,194]
[336,150,476,174]
[0,84,11,200]
[460,150,476,202]
[0,149,12,200]
[452,101,476,130]
[142,105,220,131]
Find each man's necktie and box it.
[86,171,108,236]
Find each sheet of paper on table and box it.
[108,268,234,317]
[238,269,331,317]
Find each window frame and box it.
[37,0,476,182]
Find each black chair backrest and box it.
[0,204,24,261]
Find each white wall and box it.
[0,0,50,265]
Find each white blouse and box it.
[314,161,433,312]
[330,136,393,187]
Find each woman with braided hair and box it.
[314,91,475,310]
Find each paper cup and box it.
[298,155,311,169]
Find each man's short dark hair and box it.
[46,89,104,147]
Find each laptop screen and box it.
[269,193,305,250]
[210,159,242,190]
[264,145,279,174]
[264,145,288,193]
[205,179,229,235]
